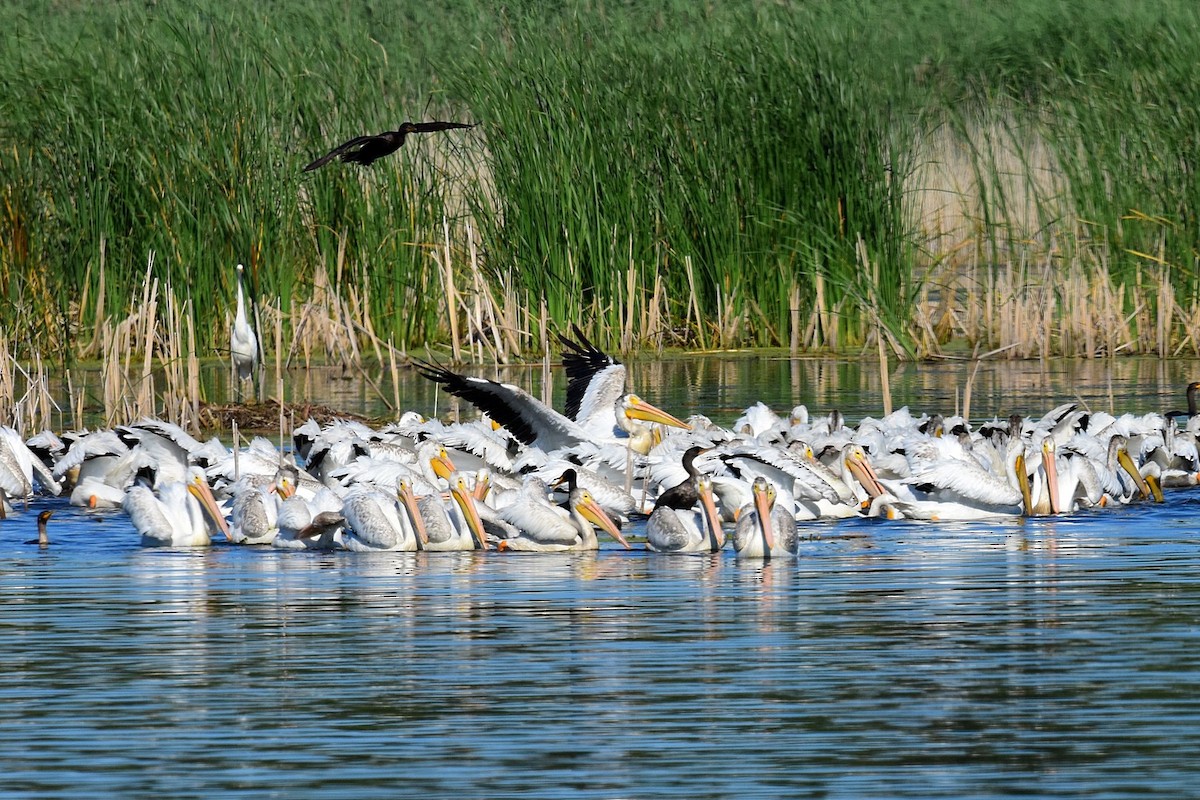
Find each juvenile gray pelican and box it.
[124,467,229,548]
[231,263,258,383]
[732,477,798,560]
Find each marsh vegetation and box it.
[2,0,1199,420]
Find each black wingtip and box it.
[410,356,453,385]
[302,155,330,172]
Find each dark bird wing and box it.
[406,121,477,134]
[413,359,588,451]
[558,324,623,422]
[303,134,381,172]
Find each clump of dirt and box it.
[197,399,377,433]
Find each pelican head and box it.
[695,474,725,551]
[620,394,692,432]
[187,469,231,540]
[752,476,777,552]
[843,444,885,499]
[449,475,489,551]
[573,488,630,550]
[430,447,457,481]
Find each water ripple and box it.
[2,496,1200,798]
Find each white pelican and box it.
[646,474,726,553]
[1027,434,1111,515]
[52,429,129,489]
[339,488,425,552]
[228,466,297,545]
[869,434,1024,521]
[273,488,345,550]
[0,426,61,498]
[732,477,798,559]
[124,467,230,548]
[70,475,129,509]
[490,475,630,552]
[231,262,258,383]
[732,401,785,438]
[406,477,486,552]
[1063,432,1153,504]
[414,360,690,457]
[718,442,844,520]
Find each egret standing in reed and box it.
[231,262,258,398]
[303,121,477,171]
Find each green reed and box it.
[3,0,1200,368]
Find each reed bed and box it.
[0,0,1199,400]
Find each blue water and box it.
[3,496,1200,798]
[3,356,1200,798]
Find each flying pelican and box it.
[25,510,53,547]
[124,467,230,548]
[303,120,477,171]
[732,477,798,559]
[231,263,258,384]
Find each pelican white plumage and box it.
[732,476,798,559]
[124,466,230,547]
[273,487,345,550]
[720,442,846,519]
[227,466,297,545]
[339,487,425,552]
[0,426,61,499]
[490,475,630,552]
[402,476,485,552]
[870,435,1024,521]
[414,360,690,458]
[231,263,258,383]
[646,474,726,553]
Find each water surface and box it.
[4,356,1200,798]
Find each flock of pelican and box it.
[2,329,1195,559]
